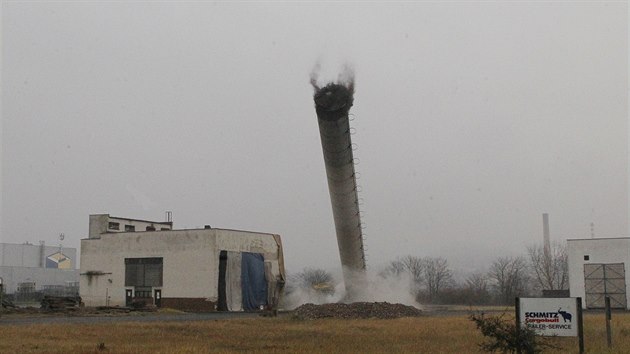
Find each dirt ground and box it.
[0,303,509,326]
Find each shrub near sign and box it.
[518,298,579,337]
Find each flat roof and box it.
[82,227,279,240]
[567,237,630,241]
[0,242,77,249]
[114,227,277,236]
[107,215,172,225]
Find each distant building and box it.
[80,214,285,312]
[0,242,79,297]
[567,237,630,310]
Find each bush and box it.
[470,313,555,353]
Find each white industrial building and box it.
[567,237,630,309]
[80,214,285,312]
[0,242,79,296]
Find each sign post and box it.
[577,297,584,354]
[0,277,3,317]
[514,297,521,354]
[517,297,584,354]
[605,296,612,348]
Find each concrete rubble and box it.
[40,295,82,311]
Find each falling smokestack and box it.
[312,78,367,299]
[543,213,550,260]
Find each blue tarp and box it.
[241,252,267,311]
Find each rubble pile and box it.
[293,302,422,320]
[2,298,16,309]
[40,295,82,311]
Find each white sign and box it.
[519,297,578,337]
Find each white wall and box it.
[0,243,77,268]
[80,228,282,307]
[567,238,630,309]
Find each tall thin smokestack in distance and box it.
[543,213,550,260]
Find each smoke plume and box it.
[281,268,421,310]
[309,61,355,94]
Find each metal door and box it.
[125,289,133,307]
[154,289,161,308]
[584,263,627,309]
[217,251,228,311]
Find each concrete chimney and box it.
[313,81,366,299]
[543,213,551,260]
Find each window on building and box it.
[584,255,590,261]
[108,222,120,230]
[146,226,156,231]
[17,282,36,293]
[160,228,169,231]
[125,225,136,232]
[134,286,152,298]
[125,257,163,287]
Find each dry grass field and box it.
[1,311,630,353]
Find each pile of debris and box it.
[2,298,16,309]
[293,302,422,320]
[40,295,82,311]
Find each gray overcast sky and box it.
[2,2,628,274]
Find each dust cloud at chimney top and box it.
[311,70,367,300]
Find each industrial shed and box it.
[567,237,630,310]
[80,214,285,312]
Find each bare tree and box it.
[282,268,336,309]
[382,256,424,281]
[423,257,453,300]
[466,272,488,292]
[401,255,425,286]
[527,242,568,291]
[465,272,491,304]
[380,255,425,293]
[487,256,530,305]
[381,256,453,302]
[291,268,335,294]
[381,259,406,277]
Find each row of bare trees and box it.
[285,241,568,306]
[380,256,453,302]
[440,242,568,305]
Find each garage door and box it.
[584,263,627,309]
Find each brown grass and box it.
[1,312,630,353]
